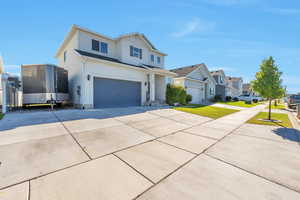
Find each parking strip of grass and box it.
[247,112,292,128]
[217,101,259,108]
[174,104,239,119]
[265,104,286,110]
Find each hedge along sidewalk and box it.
[174,104,239,119]
[247,112,293,128]
[0,113,4,120]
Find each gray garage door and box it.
[93,77,141,108]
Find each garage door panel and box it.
[94,77,141,108]
[187,88,203,104]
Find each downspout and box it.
[81,57,88,109]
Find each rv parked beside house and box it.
[210,70,228,101]
[170,64,216,104]
[225,76,243,98]
[56,25,176,108]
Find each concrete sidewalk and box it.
[1,104,300,200]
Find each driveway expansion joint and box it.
[51,111,93,160]
[205,154,300,194]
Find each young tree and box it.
[251,56,285,120]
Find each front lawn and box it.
[217,101,259,108]
[0,113,4,120]
[247,112,292,128]
[265,104,286,110]
[174,104,239,119]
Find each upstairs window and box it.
[130,46,142,59]
[92,39,100,51]
[63,51,67,63]
[157,56,161,64]
[150,54,154,62]
[100,42,108,54]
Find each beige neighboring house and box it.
[226,76,243,98]
[55,25,176,109]
[242,83,257,96]
[170,64,216,104]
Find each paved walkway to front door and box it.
[1,104,300,199]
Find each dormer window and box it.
[130,46,142,59]
[150,55,154,62]
[157,56,161,64]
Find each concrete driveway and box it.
[1,105,300,199]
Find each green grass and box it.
[174,104,239,119]
[265,104,286,110]
[217,101,259,108]
[0,113,4,120]
[247,112,292,128]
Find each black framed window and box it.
[157,56,161,64]
[100,42,108,54]
[92,39,100,51]
[64,51,67,62]
[130,45,142,59]
[150,54,154,62]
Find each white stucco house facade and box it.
[170,64,216,104]
[55,25,176,108]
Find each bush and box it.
[214,95,223,102]
[166,84,187,105]
[186,94,192,104]
[225,96,232,102]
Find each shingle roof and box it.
[75,49,146,69]
[170,64,205,77]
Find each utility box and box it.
[21,64,69,105]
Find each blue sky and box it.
[0,0,299,93]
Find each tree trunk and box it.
[268,99,272,120]
[274,99,277,106]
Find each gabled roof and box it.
[226,76,243,81]
[75,49,146,69]
[56,25,167,57]
[210,69,225,77]
[74,49,176,76]
[170,64,205,77]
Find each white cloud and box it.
[171,18,216,38]
[267,8,300,15]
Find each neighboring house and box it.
[55,25,176,108]
[210,70,227,100]
[226,76,243,98]
[242,83,257,96]
[170,64,216,104]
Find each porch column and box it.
[149,73,155,101]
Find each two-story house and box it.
[210,70,227,100]
[225,76,243,98]
[170,64,216,104]
[55,25,176,108]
